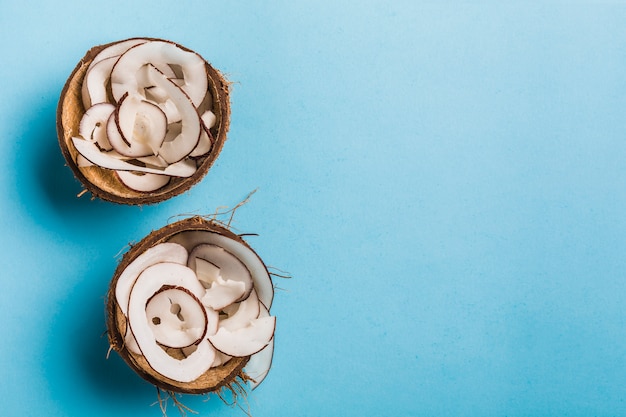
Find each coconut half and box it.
[107,216,277,394]
[57,37,230,204]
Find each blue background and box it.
[1,1,626,416]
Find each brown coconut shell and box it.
[57,38,230,205]
[106,216,270,393]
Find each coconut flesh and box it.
[58,38,229,203]
[108,218,275,392]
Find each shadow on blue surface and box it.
[11,91,151,247]
[31,110,136,231]
[41,271,154,414]
[42,269,233,415]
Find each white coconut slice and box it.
[246,338,274,389]
[78,103,115,151]
[168,231,274,308]
[189,111,215,157]
[201,276,247,311]
[161,99,182,125]
[124,330,142,355]
[219,290,261,332]
[116,242,189,354]
[82,38,148,108]
[144,93,182,123]
[145,287,210,348]
[106,95,156,157]
[154,61,178,80]
[144,85,168,104]
[210,350,233,367]
[71,137,198,177]
[88,38,147,70]
[105,108,151,158]
[136,62,178,92]
[208,314,276,358]
[244,303,274,389]
[193,257,220,287]
[137,154,170,168]
[127,262,216,382]
[144,65,201,163]
[110,153,175,170]
[171,78,185,87]
[115,242,188,316]
[188,244,253,302]
[136,64,182,123]
[116,170,170,192]
[181,344,232,367]
[163,121,182,143]
[81,55,118,109]
[76,154,93,168]
[201,110,216,129]
[105,110,127,148]
[117,95,167,154]
[110,40,208,107]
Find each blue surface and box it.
[2,1,626,416]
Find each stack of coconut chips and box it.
[71,38,218,192]
[111,223,275,390]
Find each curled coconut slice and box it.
[146,287,217,348]
[244,303,275,390]
[127,262,218,382]
[115,171,171,193]
[57,37,230,204]
[189,243,254,307]
[107,216,277,394]
[169,231,274,309]
[78,102,115,151]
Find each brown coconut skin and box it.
[57,38,231,205]
[106,217,270,393]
